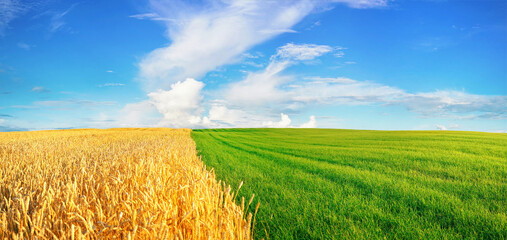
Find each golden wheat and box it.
[0,128,256,239]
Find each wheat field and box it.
[0,128,256,239]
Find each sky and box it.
[0,0,506,132]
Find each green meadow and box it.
[191,129,507,239]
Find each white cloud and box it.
[434,124,459,131]
[106,70,114,73]
[34,100,115,107]
[222,45,505,122]
[17,42,32,50]
[226,61,292,106]
[305,76,357,84]
[398,91,507,119]
[262,114,318,128]
[272,43,334,61]
[147,78,205,128]
[137,0,316,91]
[49,4,76,33]
[292,80,405,105]
[300,116,317,128]
[225,43,336,106]
[98,83,125,87]
[31,86,50,93]
[263,113,292,128]
[205,103,270,128]
[0,0,24,35]
[435,124,447,130]
[208,105,245,125]
[131,1,393,128]
[129,12,175,22]
[129,13,157,19]
[331,0,389,9]
[126,0,505,130]
[117,101,159,127]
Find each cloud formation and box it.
[226,43,337,106]
[0,0,24,35]
[138,0,322,91]
[263,113,317,128]
[331,0,389,9]
[273,43,334,61]
[148,78,205,128]
[98,83,125,87]
[125,0,505,131]
[31,86,51,93]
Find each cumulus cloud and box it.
[262,114,318,128]
[131,0,394,128]
[148,78,205,128]
[128,0,504,130]
[263,113,292,128]
[300,116,317,128]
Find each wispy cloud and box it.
[48,4,76,33]
[137,0,316,91]
[34,100,116,108]
[331,0,390,9]
[226,43,337,106]
[32,3,77,34]
[0,0,24,35]
[98,83,125,87]
[272,43,335,61]
[17,42,33,50]
[129,12,174,22]
[0,125,27,132]
[125,0,395,128]
[216,42,506,125]
[31,86,50,93]
[435,124,459,131]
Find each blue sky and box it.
[0,0,506,132]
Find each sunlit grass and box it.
[192,128,507,239]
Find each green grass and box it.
[191,128,507,239]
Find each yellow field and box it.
[0,128,255,239]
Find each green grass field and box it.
[191,129,507,239]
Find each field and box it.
[192,128,507,239]
[0,128,253,239]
